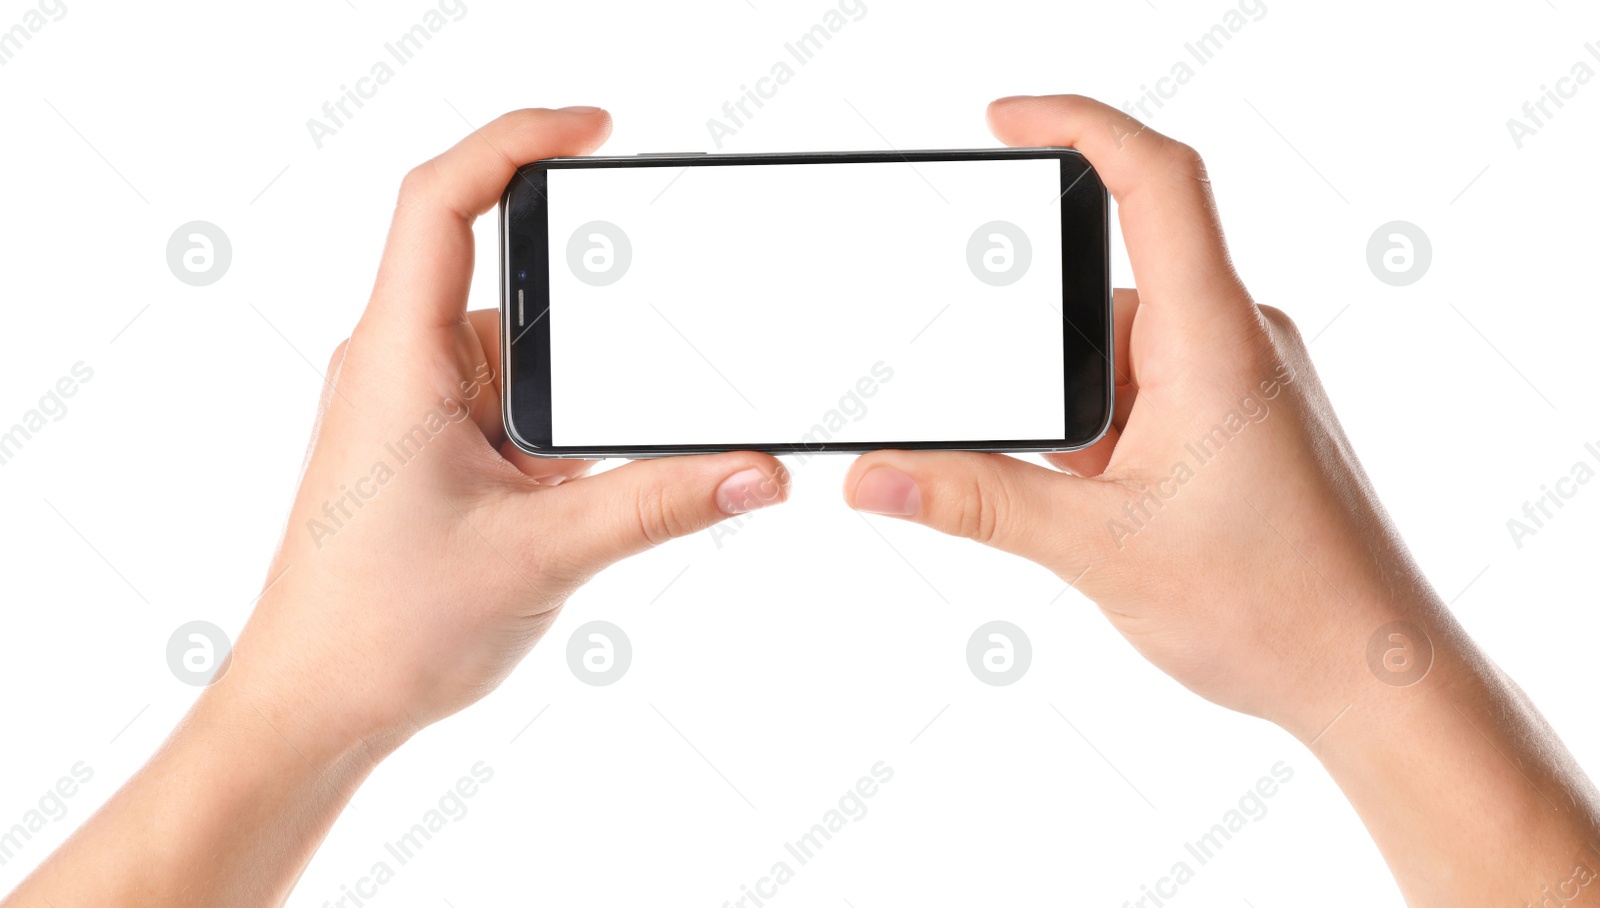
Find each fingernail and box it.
[558,105,602,114]
[852,467,921,517]
[717,468,782,516]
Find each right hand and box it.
[844,95,1445,739]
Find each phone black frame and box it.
[500,147,1112,458]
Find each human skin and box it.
[4,97,1598,907]
[845,95,1600,905]
[2,106,792,907]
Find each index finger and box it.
[366,106,613,331]
[987,95,1251,330]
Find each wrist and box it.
[1268,578,1460,746]
[200,652,417,776]
[1291,615,1600,904]
[217,584,431,768]
[37,647,410,907]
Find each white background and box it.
[547,159,1066,447]
[1,1,1597,906]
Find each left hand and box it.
[225,106,791,756]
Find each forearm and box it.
[4,679,397,907]
[1303,604,1600,906]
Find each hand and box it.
[227,106,791,755]
[845,95,1600,906]
[846,94,1409,735]
[7,106,795,908]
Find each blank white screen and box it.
[545,158,1066,447]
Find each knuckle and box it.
[396,159,438,208]
[1256,304,1306,349]
[1234,305,1308,391]
[1256,303,1292,329]
[633,487,690,547]
[326,338,351,375]
[952,472,1013,546]
[1162,139,1207,179]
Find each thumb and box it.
[551,453,791,567]
[843,450,1107,578]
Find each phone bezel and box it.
[500,147,1112,458]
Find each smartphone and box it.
[499,147,1110,458]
